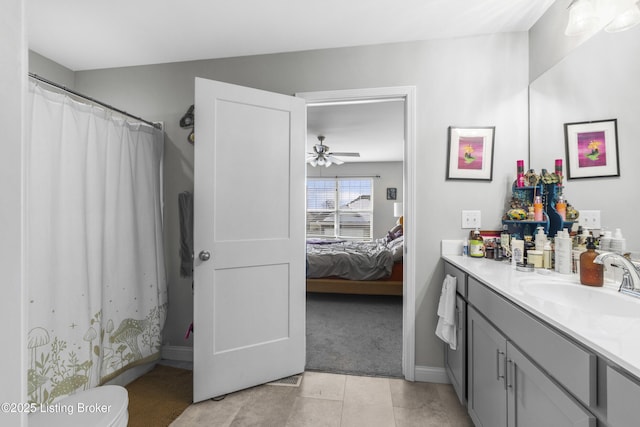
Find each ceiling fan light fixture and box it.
[306,135,359,167]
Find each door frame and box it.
[296,86,416,380]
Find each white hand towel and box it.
[435,274,458,350]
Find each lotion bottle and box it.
[555,229,572,274]
[535,226,546,251]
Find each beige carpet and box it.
[125,364,193,427]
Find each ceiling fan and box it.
[306,135,360,167]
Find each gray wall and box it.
[1,0,26,424]
[29,33,530,371]
[30,51,75,89]
[307,161,404,240]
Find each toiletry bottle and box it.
[599,230,611,251]
[469,228,484,258]
[495,238,503,261]
[535,226,546,251]
[516,160,525,187]
[580,237,603,287]
[511,237,524,267]
[524,235,534,263]
[555,229,572,274]
[556,194,567,221]
[462,238,469,256]
[610,228,626,254]
[543,241,552,269]
[555,159,563,181]
[534,195,543,221]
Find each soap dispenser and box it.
[579,237,603,287]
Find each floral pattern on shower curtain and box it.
[26,83,167,405]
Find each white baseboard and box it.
[162,345,193,362]
[414,365,450,384]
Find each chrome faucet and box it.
[593,252,640,297]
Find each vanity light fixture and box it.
[565,0,599,36]
[565,0,640,36]
[605,0,640,32]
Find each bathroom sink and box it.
[518,280,640,318]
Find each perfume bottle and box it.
[516,160,525,187]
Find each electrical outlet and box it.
[462,210,482,229]
[579,210,601,229]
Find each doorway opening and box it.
[297,87,417,380]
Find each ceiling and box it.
[307,100,405,163]
[27,0,555,164]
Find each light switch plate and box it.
[462,210,482,229]
[579,210,601,229]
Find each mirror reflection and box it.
[529,25,640,246]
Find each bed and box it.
[305,225,404,295]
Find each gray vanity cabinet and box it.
[467,306,507,427]
[468,306,595,427]
[443,262,468,405]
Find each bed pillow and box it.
[386,224,403,242]
[388,235,404,262]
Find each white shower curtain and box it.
[26,83,167,405]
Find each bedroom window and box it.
[306,178,373,240]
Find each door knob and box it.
[199,250,211,261]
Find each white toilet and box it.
[29,385,128,427]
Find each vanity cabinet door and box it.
[444,294,466,405]
[606,365,640,427]
[468,307,507,427]
[506,343,595,427]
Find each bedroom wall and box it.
[29,32,529,374]
[307,161,403,240]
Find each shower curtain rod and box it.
[28,72,162,130]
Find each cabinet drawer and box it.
[444,262,467,297]
[468,277,596,406]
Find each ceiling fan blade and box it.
[326,155,344,165]
[329,152,360,157]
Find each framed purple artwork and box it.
[564,119,619,179]
[446,126,495,181]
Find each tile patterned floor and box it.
[170,371,473,427]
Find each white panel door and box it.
[193,78,306,402]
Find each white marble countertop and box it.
[442,251,640,379]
